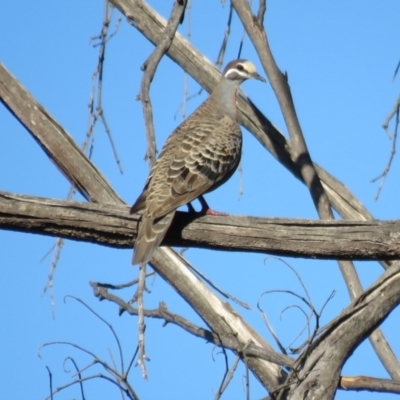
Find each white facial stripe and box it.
[224,68,251,79]
[223,61,257,79]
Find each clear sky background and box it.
[1,1,400,399]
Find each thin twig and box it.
[139,0,187,167]
[64,295,125,373]
[41,0,123,308]
[214,354,241,400]
[91,283,295,368]
[87,0,123,173]
[257,0,267,28]
[136,262,148,379]
[43,372,138,400]
[135,0,187,379]
[186,259,251,309]
[216,3,234,69]
[372,94,400,200]
[45,366,53,400]
[180,0,192,120]
[63,357,85,399]
[245,364,250,400]
[214,344,230,400]
[393,59,400,80]
[94,272,156,290]
[40,335,139,399]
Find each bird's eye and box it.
[237,64,244,71]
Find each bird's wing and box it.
[148,115,242,220]
[130,177,149,214]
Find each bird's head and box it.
[222,59,265,83]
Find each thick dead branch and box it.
[229,0,400,384]
[283,263,400,399]
[2,191,400,260]
[0,57,284,390]
[232,0,333,219]
[339,375,400,394]
[0,63,122,205]
[112,0,373,225]
[149,248,286,392]
[3,1,400,396]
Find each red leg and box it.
[198,195,228,216]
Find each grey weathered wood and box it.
[0,62,123,205]
[2,190,400,260]
[111,0,372,222]
[285,263,400,399]
[2,2,400,395]
[111,1,400,390]
[0,59,283,390]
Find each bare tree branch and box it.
[339,375,400,395]
[282,262,400,399]
[3,1,400,397]
[139,0,186,167]
[3,191,400,259]
[229,0,400,382]
[0,55,285,390]
[112,0,381,229]
[136,1,186,375]
[149,248,286,391]
[372,93,400,200]
[87,1,123,173]
[0,62,122,205]
[91,284,295,368]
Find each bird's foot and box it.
[204,208,229,216]
[198,195,228,216]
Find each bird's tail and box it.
[132,211,175,265]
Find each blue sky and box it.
[1,1,400,399]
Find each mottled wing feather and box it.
[132,211,174,265]
[149,115,242,219]
[130,178,149,214]
[131,98,242,264]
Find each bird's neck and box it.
[210,78,240,120]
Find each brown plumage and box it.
[131,59,265,265]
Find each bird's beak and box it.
[252,71,266,82]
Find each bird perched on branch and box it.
[131,59,265,265]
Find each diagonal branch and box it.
[0,60,285,391]
[229,0,400,382]
[149,248,286,391]
[231,0,333,219]
[107,2,400,380]
[112,0,379,230]
[91,282,295,368]
[285,262,400,399]
[3,0,400,394]
[0,62,122,205]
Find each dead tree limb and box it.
[2,191,400,260]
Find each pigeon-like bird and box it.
[131,59,265,265]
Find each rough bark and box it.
[2,190,400,260]
[2,1,400,398]
[0,63,122,205]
